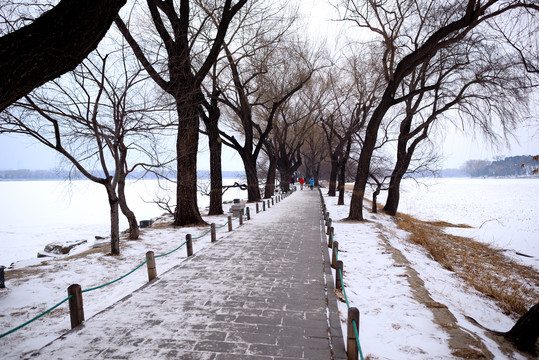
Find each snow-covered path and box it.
[28,190,345,359]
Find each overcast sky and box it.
[0,0,537,171]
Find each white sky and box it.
[0,0,537,171]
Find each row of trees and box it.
[0,0,538,256]
[463,155,539,177]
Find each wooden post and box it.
[262,201,266,211]
[68,284,84,329]
[336,260,344,290]
[186,234,193,256]
[271,197,274,206]
[332,241,339,269]
[347,307,360,360]
[146,251,157,282]
[256,203,259,213]
[327,218,332,235]
[267,199,271,208]
[228,216,233,231]
[239,212,243,226]
[328,227,334,248]
[246,207,250,220]
[211,223,216,242]
[326,211,330,222]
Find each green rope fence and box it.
[0,194,285,341]
[0,208,248,339]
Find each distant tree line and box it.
[462,156,539,177]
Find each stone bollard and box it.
[246,207,250,220]
[347,307,360,360]
[146,251,157,281]
[332,241,339,269]
[186,234,193,256]
[336,260,344,290]
[211,223,216,242]
[228,216,233,231]
[68,284,84,329]
[328,227,334,248]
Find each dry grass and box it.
[396,213,539,316]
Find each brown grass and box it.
[396,213,539,316]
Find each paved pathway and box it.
[31,189,346,359]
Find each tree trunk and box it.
[117,175,139,240]
[174,102,205,226]
[280,171,291,193]
[264,155,277,199]
[383,172,404,216]
[502,302,539,356]
[328,156,339,197]
[243,154,261,202]
[105,184,120,255]
[372,188,380,213]
[337,166,346,206]
[208,126,223,215]
[0,0,127,112]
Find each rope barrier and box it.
[82,258,150,293]
[0,197,266,340]
[0,295,72,339]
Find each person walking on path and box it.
[299,177,304,190]
[309,177,314,190]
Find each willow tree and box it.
[339,0,539,221]
[115,0,247,225]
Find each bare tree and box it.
[0,50,169,255]
[115,0,247,226]
[338,0,539,221]
[217,35,315,201]
[0,0,127,112]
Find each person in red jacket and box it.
[299,177,305,190]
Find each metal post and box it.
[68,284,84,329]
[186,234,193,256]
[347,307,360,360]
[211,223,216,242]
[146,251,157,281]
[332,241,339,269]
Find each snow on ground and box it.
[1,178,537,359]
[0,211,239,359]
[324,189,532,360]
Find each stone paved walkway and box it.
[31,189,346,359]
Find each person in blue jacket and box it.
[309,178,314,190]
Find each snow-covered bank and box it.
[372,177,539,271]
[0,179,247,266]
[324,189,536,359]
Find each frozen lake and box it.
[1,177,537,268]
[0,178,247,266]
